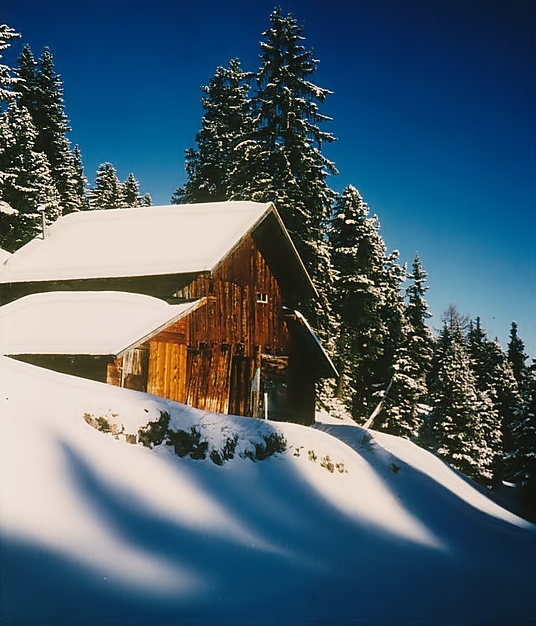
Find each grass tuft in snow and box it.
[83,412,124,438]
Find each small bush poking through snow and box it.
[210,434,239,466]
[242,432,287,461]
[137,410,170,448]
[167,427,208,460]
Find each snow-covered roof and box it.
[0,291,205,357]
[0,201,301,285]
[0,247,12,264]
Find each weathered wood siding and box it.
[176,235,289,353]
[109,235,292,418]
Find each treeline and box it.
[1,12,534,509]
[0,25,149,252]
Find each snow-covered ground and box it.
[1,356,535,625]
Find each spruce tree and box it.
[14,45,85,213]
[380,255,434,440]
[14,44,37,115]
[0,24,20,105]
[508,321,528,384]
[121,172,142,207]
[508,362,536,517]
[328,185,390,418]
[90,162,123,210]
[467,317,520,460]
[430,308,501,486]
[405,255,434,373]
[246,8,337,288]
[72,144,89,210]
[380,336,429,440]
[172,59,254,204]
[0,104,61,250]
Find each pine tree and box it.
[0,24,20,105]
[508,362,536,517]
[15,45,83,213]
[90,162,123,210]
[0,104,61,250]
[172,59,254,204]
[467,317,520,460]
[121,172,142,207]
[72,144,89,210]
[430,308,501,485]
[14,44,37,115]
[328,185,390,418]
[380,255,434,440]
[0,24,20,193]
[508,321,528,384]
[246,8,337,289]
[380,336,429,440]
[405,255,434,372]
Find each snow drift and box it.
[1,356,534,625]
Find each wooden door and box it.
[228,355,253,416]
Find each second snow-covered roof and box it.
[0,201,275,284]
[0,291,205,357]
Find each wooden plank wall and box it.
[186,235,290,354]
[109,235,291,417]
[146,342,188,402]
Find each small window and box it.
[256,293,268,304]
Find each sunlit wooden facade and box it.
[0,202,337,424]
[105,234,334,424]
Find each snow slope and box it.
[1,356,535,625]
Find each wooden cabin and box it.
[0,202,337,424]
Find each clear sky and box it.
[2,0,535,358]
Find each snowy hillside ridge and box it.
[2,356,536,626]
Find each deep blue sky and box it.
[2,0,535,358]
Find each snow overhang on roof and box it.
[0,291,206,357]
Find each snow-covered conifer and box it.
[380,255,434,440]
[0,24,20,105]
[172,59,253,204]
[248,8,337,291]
[90,163,123,210]
[72,144,89,210]
[328,186,391,418]
[507,363,536,516]
[15,46,82,213]
[121,173,142,207]
[467,318,520,457]
[0,104,61,250]
[430,309,502,485]
[507,321,528,385]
